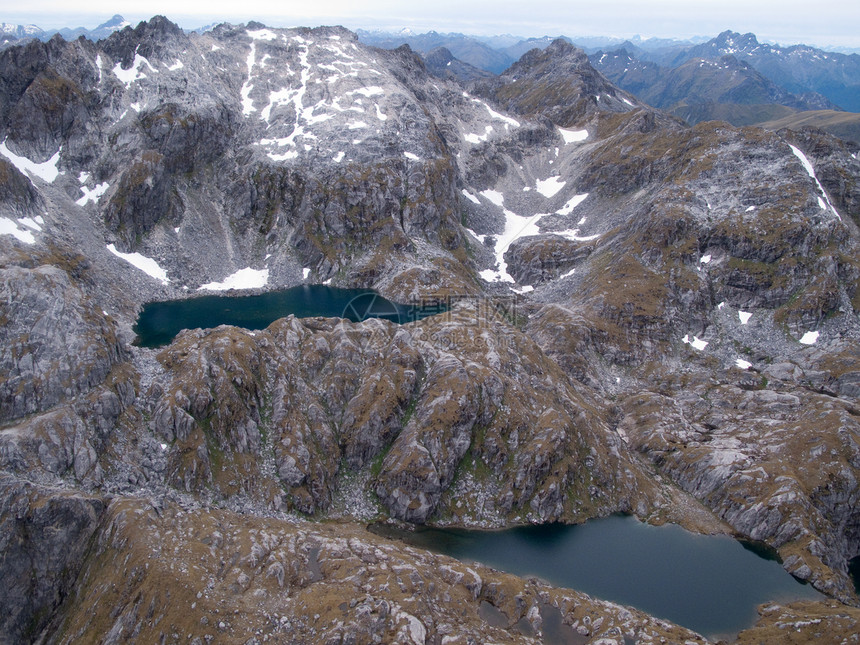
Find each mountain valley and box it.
[1,15,860,644]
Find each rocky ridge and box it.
[1,15,860,643]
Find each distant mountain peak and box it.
[102,14,129,26]
[714,30,760,51]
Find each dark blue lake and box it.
[133,285,443,348]
[377,515,822,639]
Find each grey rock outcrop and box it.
[0,262,125,421]
[0,474,105,643]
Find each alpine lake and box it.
[374,515,824,640]
[133,284,444,348]
[135,285,826,640]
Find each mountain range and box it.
[356,28,860,144]
[1,14,860,644]
[4,17,859,133]
[0,14,131,47]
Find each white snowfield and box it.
[477,188,592,283]
[76,182,110,206]
[789,144,841,221]
[107,244,170,284]
[682,334,708,351]
[112,53,156,88]
[0,140,61,183]
[799,330,819,345]
[0,217,35,244]
[17,216,43,231]
[198,267,269,291]
[535,176,566,198]
[461,189,480,205]
[558,127,588,143]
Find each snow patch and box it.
[735,358,752,370]
[555,193,588,215]
[17,217,42,231]
[554,230,600,242]
[559,267,576,279]
[0,141,61,183]
[241,42,257,115]
[107,244,170,284]
[682,334,708,351]
[76,182,110,206]
[332,151,345,163]
[198,267,269,291]
[112,53,155,88]
[558,127,588,143]
[789,144,841,220]
[374,103,388,121]
[464,125,494,144]
[510,285,533,294]
[481,103,519,128]
[167,59,184,71]
[247,28,277,40]
[479,189,505,207]
[480,207,547,283]
[799,330,819,345]
[0,217,35,244]
[465,227,485,243]
[302,267,311,280]
[403,152,420,161]
[738,311,752,325]
[461,189,480,205]
[745,206,756,212]
[535,176,566,198]
[700,254,712,264]
[268,150,299,161]
[350,86,384,97]
[622,97,635,107]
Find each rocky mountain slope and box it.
[1,15,860,643]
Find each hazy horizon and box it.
[2,2,858,51]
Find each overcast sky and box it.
[3,0,858,49]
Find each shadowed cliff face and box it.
[1,16,860,642]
